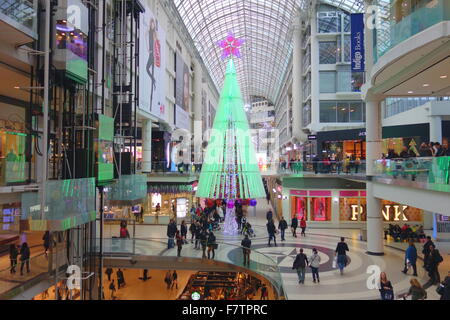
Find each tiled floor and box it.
[103,201,447,300]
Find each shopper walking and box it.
[266,219,277,247]
[167,219,177,249]
[300,217,307,237]
[402,240,418,276]
[19,242,30,275]
[164,270,172,289]
[292,248,308,284]
[427,246,443,285]
[119,221,130,239]
[439,271,450,300]
[171,270,178,290]
[207,231,217,259]
[291,216,298,238]
[116,269,125,288]
[175,230,183,257]
[189,221,197,244]
[9,244,18,274]
[241,235,252,267]
[105,267,113,281]
[180,220,188,244]
[139,269,151,281]
[309,248,321,283]
[260,283,268,300]
[379,272,394,300]
[194,222,202,249]
[422,236,435,268]
[200,229,208,259]
[335,237,349,275]
[278,216,288,241]
[109,280,116,299]
[402,278,427,300]
[266,210,273,222]
[43,231,50,256]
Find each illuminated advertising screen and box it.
[96,115,114,182]
[175,53,190,130]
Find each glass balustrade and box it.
[373,157,450,189]
[94,237,285,299]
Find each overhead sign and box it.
[350,13,365,72]
[307,134,317,141]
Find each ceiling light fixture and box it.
[423,84,430,87]
[408,91,414,94]
[440,75,448,79]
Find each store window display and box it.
[0,129,27,185]
[310,197,331,221]
[291,196,307,220]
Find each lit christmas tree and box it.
[196,33,266,235]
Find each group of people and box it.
[402,237,444,285]
[9,242,31,276]
[385,224,426,242]
[291,237,350,285]
[265,211,307,246]
[167,216,218,260]
[105,268,126,299]
[384,141,450,159]
[279,153,363,175]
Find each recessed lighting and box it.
[408,91,414,94]
[440,75,448,79]
[423,84,430,87]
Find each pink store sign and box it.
[339,191,359,197]
[308,190,331,197]
[360,191,366,197]
[290,190,307,196]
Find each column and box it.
[292,11,304,142]
[366,99,384,255]
[429,115,442,143]
[142,119,152,172]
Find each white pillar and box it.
[292,12,304,141]
[429,115,442,143]
[366,99,384,255]
[142,119,152,172]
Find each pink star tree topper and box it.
[217,32,244,59]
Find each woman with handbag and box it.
[379,272,394,300]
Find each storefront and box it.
[282,177,431,229]
[143,182,197,224]
[288,188,427,228]
[315,128,366,160]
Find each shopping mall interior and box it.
[0,0,449,302]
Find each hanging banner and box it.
[139,3,167,120]
[350,13,365,72]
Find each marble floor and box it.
[103,202,448,300]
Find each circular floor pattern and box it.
[227,242,351,274]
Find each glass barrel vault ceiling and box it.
[173,0,364,103]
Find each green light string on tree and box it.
[196,33,265,234]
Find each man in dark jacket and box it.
[167,219,177,249]
[422,236,435,268]
[266,219,277,246]
[266,210,273,222]
[335,237,349,275]
[241,235,252,266]
[278,217,288,241]
[427,246,443,285]
[291,216,298,237]
[440,272,450,300]
[292,248,309,284]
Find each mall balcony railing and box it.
[373,156,450,192]
[374,0,450,63]
[0,0,37,38]
[94,237,285,299]
[276,160,366,177]
[150,161,201,175]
